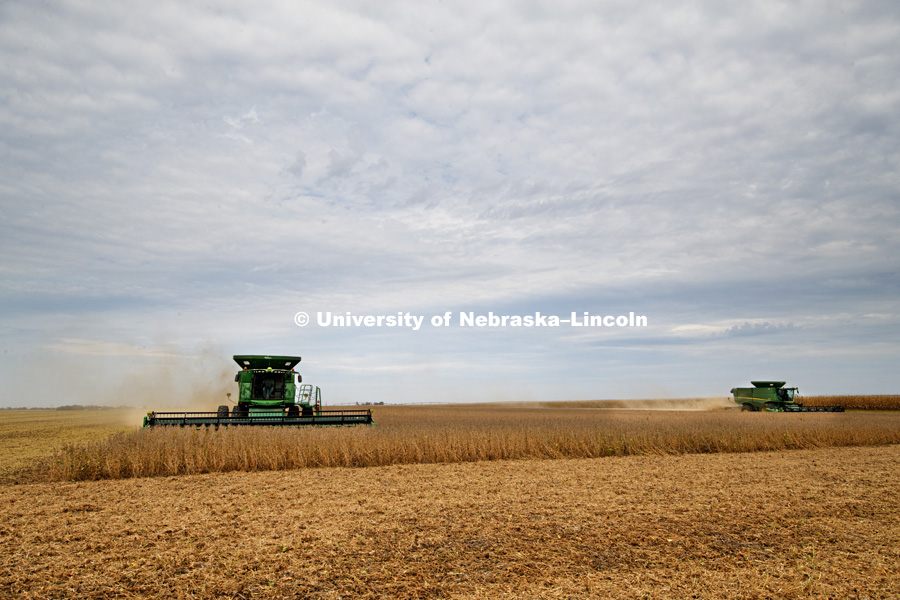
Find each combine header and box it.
[144,355,374,427]
[731,381,844,412]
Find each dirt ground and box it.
[2,444,898,599]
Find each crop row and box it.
[804,395,900,410]
[39,407,900,481]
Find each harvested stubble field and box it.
[2,402,899,599]
[2,444,899,599]
[0,408,146,479]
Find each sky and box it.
[1,0,898,408]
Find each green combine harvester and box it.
[731,381,844,412]
[144,355,374,427]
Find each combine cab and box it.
[144,355,374,427]
[731,381,844,412]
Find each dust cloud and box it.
[488,397,736,411]
[598,397,736,411]
[114,347,236,412]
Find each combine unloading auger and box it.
[144,355,374,427]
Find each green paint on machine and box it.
[731,381,844,412]
[144,355,374,427]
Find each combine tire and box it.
[741,403,754,412]
[233,406,249,418]
[287,405,300,418]
[217,405,229,419]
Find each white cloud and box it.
[45,338,195,358]
[1,0,899,404]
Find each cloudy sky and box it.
[1,1,898,408]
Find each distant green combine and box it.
[731,381,844,412]
[144,355,374,427]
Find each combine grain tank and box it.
[144,355,374,427]
[731,381,844,412]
